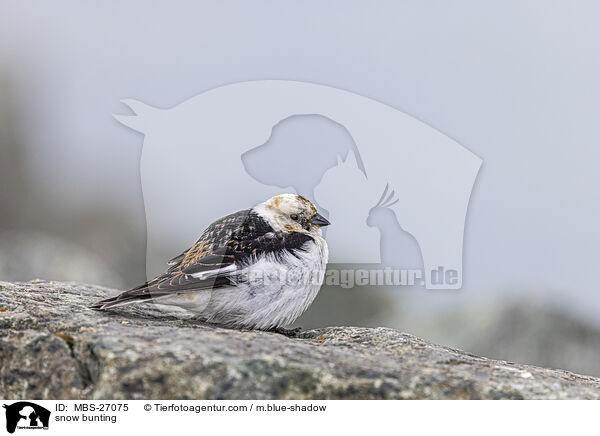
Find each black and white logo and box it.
[3,402,50,434]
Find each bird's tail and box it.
[89,296,137,310]
[89,294,150,310]
[89,283,154,311]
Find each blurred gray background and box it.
[2,1,600,376]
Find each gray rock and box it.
[2,280,600,399]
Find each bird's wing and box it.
[165,209,257,269]
[175,208,314,271]
[90,210,313,310]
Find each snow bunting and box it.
[91,194,330,330]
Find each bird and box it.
[90,194,330,331]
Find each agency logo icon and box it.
[115,80,481,289]
[3,402,50,433]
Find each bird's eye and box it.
[290,214,299,221]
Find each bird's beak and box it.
[311,213,331,227]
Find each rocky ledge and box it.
[1,280,600,399]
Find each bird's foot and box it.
[269,326,302,337]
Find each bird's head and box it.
[256,194,330,236]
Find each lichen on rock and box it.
[2,280,600,399]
